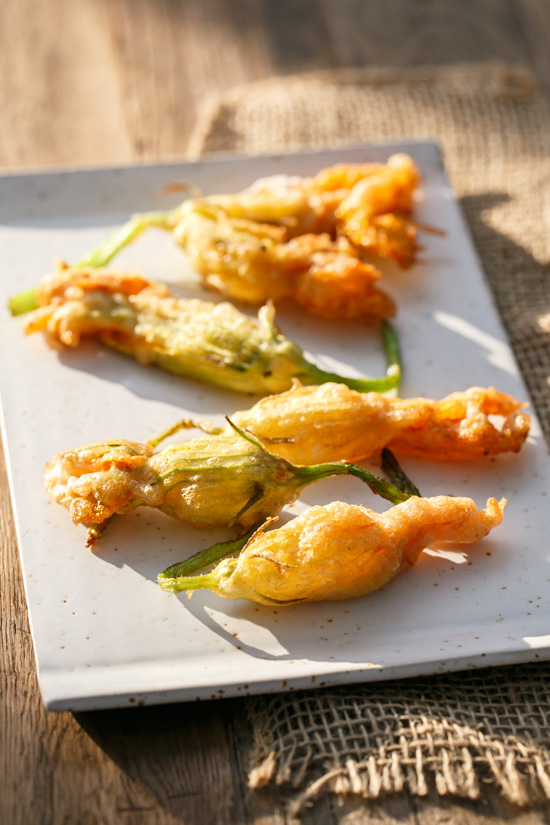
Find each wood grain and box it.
[2,1,550,823]
[318,0,530,68]
[514,0,550,90]
[0,0,131,171]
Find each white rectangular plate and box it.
[1,142,548,711]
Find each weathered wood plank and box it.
[98,0,274,160]
[257,0,338,74]
[317,0,530,68]
[0,0,131,171]
[514,0,550,90]
[0,0,544,173]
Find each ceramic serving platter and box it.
[1,142,548,711]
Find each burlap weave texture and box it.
[190,63,550,810]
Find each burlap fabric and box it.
[189,64,550,811]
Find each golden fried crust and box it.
[388,387,531,460]
[333,154,422,266]
[191,156,421,313]
[292,245,397,319]
[207,154,422,250]
[233,383,422,464]
[44,432,322,531]
[178,208,396,320]
[44,440,154,524]
[26,262,163,346]
[232,384,530,465]
[212,496,505,605]
[36,260,153,305]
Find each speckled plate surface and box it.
[1,142,549,711]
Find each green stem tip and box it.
[380,448,421,497]
[8,287,39,316]
[7,210,176,317]
[158,526,256,591]
[302,320,401,393]
[159,571,222,594]
[76,210,175,269]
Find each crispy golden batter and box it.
[52,154,422,323]
[25,263,396,394]
[326,154,421,266]
[207,153,422,265]
[163,496,505,605]
[45,440,155,525]
[9,156,422,322]
[231,383,530,464]
[44,433,306,530]
[173,204,396,319]
[44,428,405,534]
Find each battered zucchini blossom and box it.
[163,382,530,464]
[228,382,530,463]
[45,422,408,539]
[10,155,423,321]
[158,496,505,605]
[18,263,400,395]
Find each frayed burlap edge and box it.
[246,665,550,817]
[187,62,540,160]
[249,719,550,816]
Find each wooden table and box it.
[2,3,550,823]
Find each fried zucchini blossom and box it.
[9,154,423,321]
[190,152,422,261]
[165,382,530,464]
[16,263,400,395]
[45,421,409,543]
[158,495,506,605]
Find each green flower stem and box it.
[223,420,410,507]
[8,287,39,316]
[7,210,176,317]
[380,448,421,497]
[382,320,402,390]
[295,460,410,505]
[159,525,256,588]
[345,464,412,504]
[160,570,223,593]
[77,211,176,268]
[301,321,401,393]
